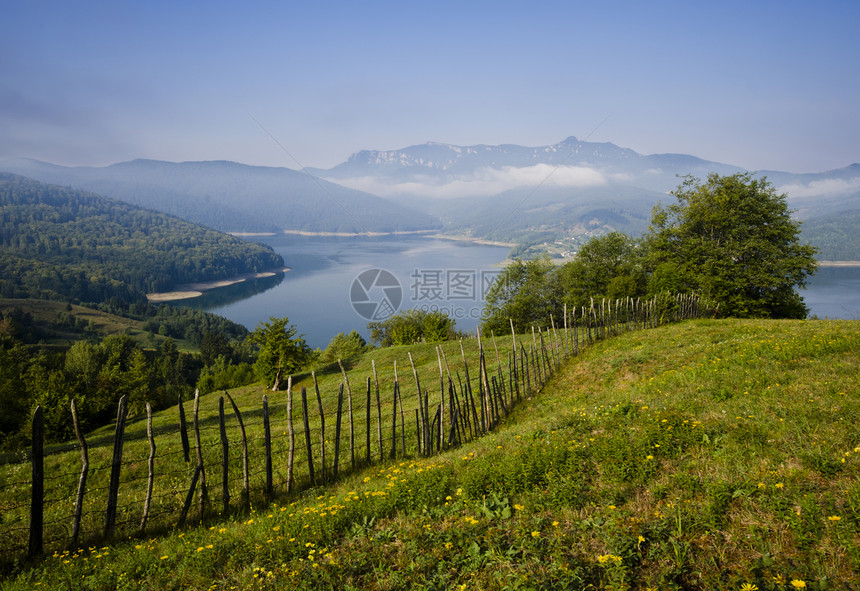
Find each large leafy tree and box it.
[250,317,312,390]
[645,173,817,318]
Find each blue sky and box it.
[2,0,858,173]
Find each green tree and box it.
[481,256,559,334]
[557,232,645,308]
[645,173,818,318]
[320,330,367,364]
[367,309,457,347]
[250,317,311,390]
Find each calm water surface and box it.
[800,265,860,321]
[186,237,859,348]
[189,235,510,348]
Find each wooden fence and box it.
[0,293,711,561]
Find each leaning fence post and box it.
[104,395,128,539]
[334,384,343,479]
[178,466,202,528]
[301,387,315,486]
[140,403,156,531]
[178,393,190,463]
[285,376,294,494]
[263,394,273,498]
[372,361,383,463]
[219,397,230,515]
[391,381,400,460]
[29,406,44,558]
[365,377,372,463]
[192,390,207,520]
[70,399,88,548]
[313,372,326,482]
[338,360,356,471]
[226,391,250,510]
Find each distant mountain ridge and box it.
[307,137,860,253]
[0,158,442,234]
[3,137,858,257]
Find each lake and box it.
[800,265,860,321]
[182,236,860,348]
[183,235,511,349]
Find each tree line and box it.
[482,173,818,332]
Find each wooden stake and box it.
[70,399,88,547]
[333,384,343,478]
[226,391,250,509]
[218,397,230,515]
[301,388,315,486]
[104,395,128,538]
[263,394,273,498]
[313,371,326,482]
[338,360,355,470]
[29,406,44,557]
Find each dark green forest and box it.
[0,173,285,302]
[0,174,290,449]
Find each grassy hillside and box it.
[2,318,858,590]
[0,299,194,351]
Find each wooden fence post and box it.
[178,466,202,528]
[365,377,372,463]
[70,399,88,548]
[372,361,383,463]
[141,403,156,531]
[436,346,446,451]
[313,372,326,482]
[285,377,294,494]
[219,397,230,515]
[301,387,315,486]
[29,406,44,558]
[192,390,207,520]
[263,394,273,498]
[391,381,399,460]
[226,391,250,510]
[394,360,406,456]
[338,360,356,471]
[334,384,343,478]
[104,395,128,539]
[178,393,190,463]
[407,352,425,450]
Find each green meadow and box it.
[2,318,859,590]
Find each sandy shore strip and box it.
[146,268,290,302]
[817,260,860,267]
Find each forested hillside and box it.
[0,173,285,302]
[801,208,860,260]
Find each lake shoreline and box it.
[146,267,290,303]
[817,260,860,267]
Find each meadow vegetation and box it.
[2,317,857,590]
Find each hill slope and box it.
[0,159,442,234]
[3,318,858,589]
[0,173,284,302]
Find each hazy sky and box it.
[2,0,858,173]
